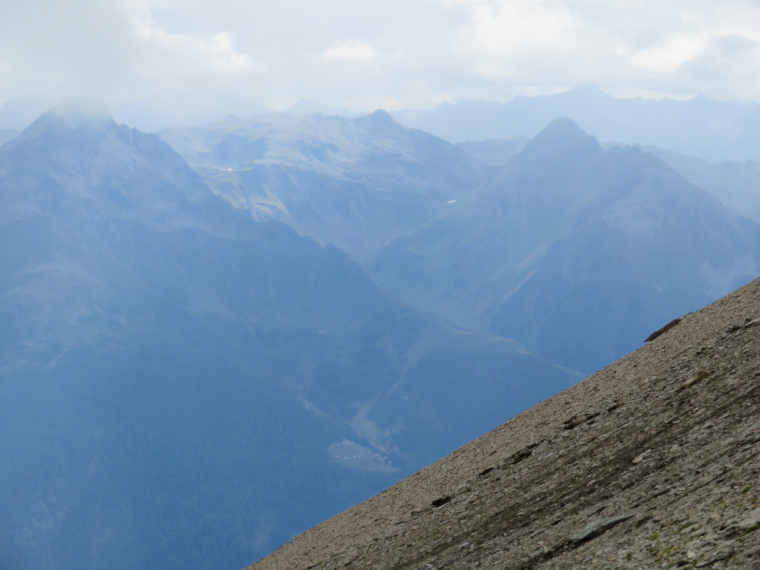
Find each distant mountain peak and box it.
[509,85,611,105]
[44,96,115,129]
[287,99,361,117]
[561,84,611,100]
[520,116,601,158]
[52,95,111,118]
[369,108,393,120]
[355,108,404,137]
[1,101,218,227]
[544,115,583,131]
[13,96,116,145]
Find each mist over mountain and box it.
[623,145,760,224]
[393,86,760,162]
[0,96,55,131]
[160,110,491,261]
[0,100,578,570]
[455,136,528,167]
[371,118,760,373]
[286,99,363,117]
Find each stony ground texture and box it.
[248,279,760,570]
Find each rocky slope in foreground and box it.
[249,278,760,569]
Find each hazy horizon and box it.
[2,0,760,129]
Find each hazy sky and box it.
[2,0,760,121]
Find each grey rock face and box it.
[568,514,634,545]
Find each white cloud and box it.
[676,34,760,100]
[439,0,760,100]
[320,40,376,63]
[453,0,577,56]
[131,13,253,74]
[0,0,137,96]
[625,34,709,73]
[2,0,760,123]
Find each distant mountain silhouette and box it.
[286,99,363,117]
[393,86,760,162]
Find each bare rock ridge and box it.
[248,278,760,569]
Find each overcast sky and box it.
[2,0,760,124]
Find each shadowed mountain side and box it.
[159,111,492,261]
[248,277,760,570]
[370,118,606,328]
[371,118,760,373]
[627,145,760,224]
[488,147,760,373]
[0,101,579,570]
[455,136,527,167]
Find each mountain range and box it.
[371,117,760,373]
[0,100,577,570]
[158,112,760,373]
[159,110,491,262]
[2,94,760,570]
[393,85,760,162]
